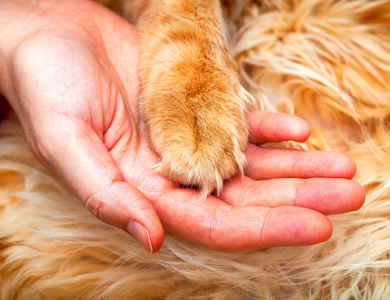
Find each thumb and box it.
[30,117,164,253]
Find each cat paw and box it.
[138,14,250,196]
[155,108,248,197]
[142,77,248,197]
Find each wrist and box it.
[0,1,51,95]
[0,1,52,51]
[0,0,94,97]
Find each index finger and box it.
[154,189,332,252]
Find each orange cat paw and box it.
[141,68,249,196]
[154,108,248,197]
[138,10,250,196]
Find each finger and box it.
[245,144,357,180]
[34,118,164,253]
[220,177,365,215]
[155,189,332,252]
[247,111,311,144]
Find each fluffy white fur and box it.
[1,0,390,298]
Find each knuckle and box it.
[260,209,274,246]
[82,179,120,221]
[209,205,231,248]
[83,191,105,220]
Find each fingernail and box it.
[126,221,153,253]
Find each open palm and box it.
[3,0,364,252]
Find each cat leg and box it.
[137,0,248,196]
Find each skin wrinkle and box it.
[247,112,270,144]
[102,96,133,156]
[290,149,301,178]
[83,175,124,221]
[252,180,270,206]
[292,179,305,208]
[245,144,265,175]
[235,176,248,206]
[238,178,260,206]
[104,116,124,153]
[260,207,273,246]
[99,90,129,146]
[99,65,131,129]
[129,147,149,183]
[147,182,172,213]
[85,28,139,158]
[100,82,117,141]
[209,202,231,249]
[107,132,131,163]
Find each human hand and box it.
[0,0,364,252]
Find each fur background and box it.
[1,0,390,298]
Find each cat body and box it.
[96,0,252,196]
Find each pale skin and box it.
[0,0,365,252]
